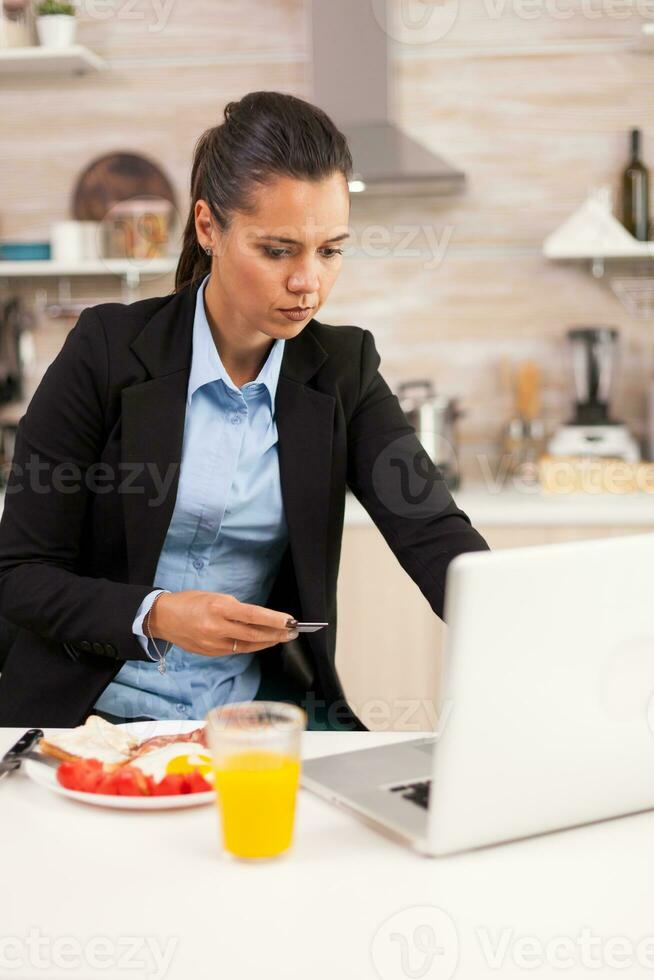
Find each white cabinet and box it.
[336,518,654,731]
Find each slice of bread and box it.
[39,714,139,767]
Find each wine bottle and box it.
[621,128,650,241]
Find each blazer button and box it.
[105,643,117,658]
[79,640,92,652]
[92,642,105,656]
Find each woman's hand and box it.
[146,591,298,657]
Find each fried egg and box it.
[129,742,213,782]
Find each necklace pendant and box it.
[157,658,166,675]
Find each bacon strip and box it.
[130,726,207,759]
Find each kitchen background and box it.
[2,0,654,726]
[2,0,654,481]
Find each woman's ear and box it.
[194,199,214,252]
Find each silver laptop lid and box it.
[428,533,654,854]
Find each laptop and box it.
[302,532,654,856]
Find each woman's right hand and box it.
[146,590,298,657]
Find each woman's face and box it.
[196,172,350,342]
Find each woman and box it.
[0,91,489,730]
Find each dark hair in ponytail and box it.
[174,91,353,293]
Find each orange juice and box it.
[213,749,300,858]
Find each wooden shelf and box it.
[0,45,105,76]
[0,257,178,278]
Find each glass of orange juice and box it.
[205,701,306,860]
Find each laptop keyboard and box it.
[389,779,432,809]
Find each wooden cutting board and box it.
[71,152,176,221]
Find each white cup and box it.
[51,220,101,262]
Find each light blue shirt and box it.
[94,273,288,721]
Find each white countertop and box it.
[0,483,651,530]
[345,485,654,527]
[2,725,654,979]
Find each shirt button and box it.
[193,558,204,570]
[230,415,241,425]
[176,704,187,715]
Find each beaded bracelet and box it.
[144,592,172,675]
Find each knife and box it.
[0,729,44,781]
[22,749,60,769]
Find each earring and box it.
[204,246,213,256]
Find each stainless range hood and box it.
[308,0,465,197]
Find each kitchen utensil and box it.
[22,750,60,769]
[547,326,640,462]
[72,152,176,223]
[501,360,545,483]
[0,728,43,781]
[516,360,541,421]
[396,379,463,490]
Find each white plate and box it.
[23,719,215,811]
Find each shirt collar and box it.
[187,273,285,407]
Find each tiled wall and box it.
[2,0,654,476]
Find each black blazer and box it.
[0,278,489,727]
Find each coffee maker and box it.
[547,326,640,462]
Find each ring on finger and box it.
[232,638,238,653]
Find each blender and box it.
[547,326,640,462]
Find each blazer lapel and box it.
[120,281,335,632]
[275,359,334,626]
[121,283,197,587]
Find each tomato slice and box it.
[186,771,212,794]
[148,770,213,796]
[57,758,103,792]
[152,773,186,796]
[95,771,122,795]
[55,758,210,797]
[120,766,154,796]
[77,759,105,793]
[56,761,79,790]
[114,768,141,796]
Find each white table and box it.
[2,726,654,980]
